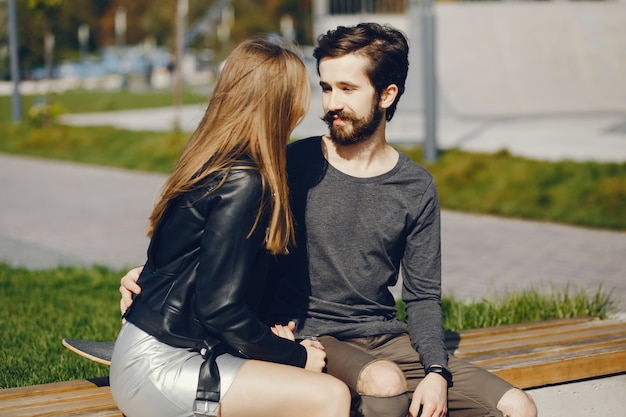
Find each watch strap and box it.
[426,365,453,388]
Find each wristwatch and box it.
[426,365,453,388]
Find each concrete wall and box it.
[313,2,626,117]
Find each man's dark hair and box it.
[313,22,409,121]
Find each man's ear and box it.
[380,84,399,109]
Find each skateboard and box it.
[62,338,114,366]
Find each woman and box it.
[109,36,351,417]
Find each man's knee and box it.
[357,360,407,396]
[497,388,538,417]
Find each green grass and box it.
[0,89,206,122]
[395,284,615,332]
[441,285,615,331]
[0,262,615,388]
[0,263,121,389]
[0,123,186,173]
[401,147,626,230]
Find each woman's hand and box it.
[270,321,296,341]
[271,322,326,372]
[119,266,143,319]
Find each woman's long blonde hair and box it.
[148,36,310,254]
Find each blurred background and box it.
[0,0,305,92]
[1,0,625,113]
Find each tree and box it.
[28,0,62,79]
[10,0,314,76]
[16,0,112,74]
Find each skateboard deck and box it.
[62,338,114,366]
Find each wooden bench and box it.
[1,317,625,416]
[0,377,122,417]
[445,316,626,389]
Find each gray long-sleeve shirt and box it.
[271,136,447,369]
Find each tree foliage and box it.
[1,0,311,77]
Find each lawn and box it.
[0,89,205,122]
[0,264,120,389]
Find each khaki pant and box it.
[320,333,512,417]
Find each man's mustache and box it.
[321,110,355,124]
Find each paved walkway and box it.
[3,91,626,312]
[60,89,626,163]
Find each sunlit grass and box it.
[440,285,615,331]
[0,123,185,173]
[401,147,626,230]
[395,284,614,332]
[0,89,205,122]
[0,263,121,388]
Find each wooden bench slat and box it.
[490,344,626,388]
[0,378,121,417]
[3,396,121,417]
[443,318,626,388]
[0,379,102,401]
[458,333,626,366]
[486,340,626,370]
[449,319,626,357]
[444,317,595,343]
[446,318,625,350]
[0,386,109,410]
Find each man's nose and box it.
[326,91,343,112]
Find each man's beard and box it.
[322,100,384,146]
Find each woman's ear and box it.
[380,84,399,109]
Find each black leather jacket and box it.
[124,165,306,385]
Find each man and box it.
[121,23,537,417]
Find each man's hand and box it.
[409,372,448,417]
[300,339,326,372]
[119,266,143,318]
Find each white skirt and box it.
[110,322,247,417]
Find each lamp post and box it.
[7,0,22,122]
[418,0,438,162]
[173,0,188,130]
[78,23,89,62]
[115,8,126,47]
